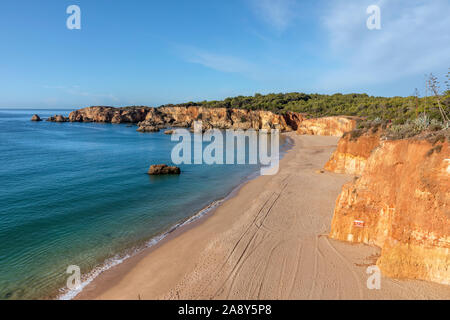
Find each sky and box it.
[0,0,449,109]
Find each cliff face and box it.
[68,106,360,135]
[68,106,306,132]
[329,134,450,285]
[297,116,359,137]
[324,130,381,175]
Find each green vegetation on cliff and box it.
[167,91,449,125]
[132,71,450,138]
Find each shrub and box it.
[426,145,443,157]
[349,129,364,141]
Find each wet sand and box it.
[76,134,450,300]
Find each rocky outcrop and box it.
[67,106,361,136]
[329,133,450,285]
[148,107,304,132]
[31,114,42,121]
[324,130,381,175]
[297,116,359,137]
[68,106,150,123]
[136,121,162,133]
[148,164,181,175]
[47,115,69,122]
[283,112,305,131]
[68,106,306,133]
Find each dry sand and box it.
[76,134,450,300]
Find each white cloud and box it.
[43,85,119,105]
[187,50,253,74]
[176,45,261,78]
[248,0,297,31]
[43,85,118,101]
[318,0,450,90]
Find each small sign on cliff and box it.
[354,220,365,228]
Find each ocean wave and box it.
[57,197,226,300]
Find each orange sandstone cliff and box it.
[68,106,362,135]
[68,106,306,132]
[324,130,381,175]
[329,132,450,285]
[297,116,359,137]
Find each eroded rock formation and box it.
[324,130,382,175]
[67,106,361,136]
[329,132,450,285]
[148,164,181,175]
[31,114,41,121]
[297,116,359,137]
[137,124,161,133]
[68,106,307,133]
[47,115,69,122]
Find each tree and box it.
[428,73,449,123]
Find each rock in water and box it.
[31,114,42,121]
[55,115,67,122]
[137,125,160,133]
[148,164,181,175]
[136,120,163,132]
[47,115,68,122]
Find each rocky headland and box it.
[67,106,305,132]
[63,105,358,136]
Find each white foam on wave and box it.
[57,198,225,300]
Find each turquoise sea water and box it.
[0,109,289,300]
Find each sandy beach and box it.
[76,134,450,300]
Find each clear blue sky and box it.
[1,0,449,108]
